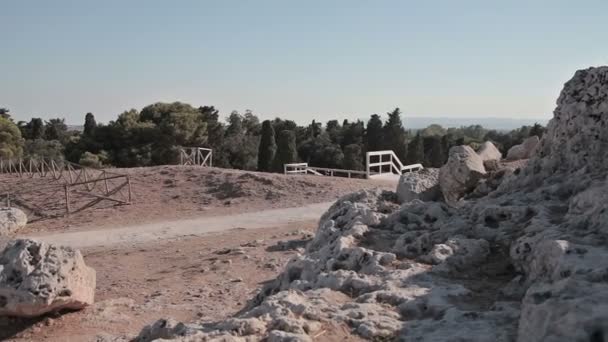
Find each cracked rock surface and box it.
[0,239,96,317]
[137,66,608,341]
[0,208,27,236]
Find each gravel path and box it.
[22,202,332,248]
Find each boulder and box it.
[477,141,502,161]
[506,136,539,160]
[439,145,486,203]
[0,208,27,236]
[396,168,441,203]
[0,239,96,317]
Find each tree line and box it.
[0,104,545,171]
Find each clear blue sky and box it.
[1,0,607,125]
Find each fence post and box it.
[64,185,70,215]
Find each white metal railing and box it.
[179,147,212,167]
[284,163,366,178]
[365,150,423,178]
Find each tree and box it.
[0,116,24,158]
[19,118,45,140]
[407,132,424,164]
[423,136,444,167]
[343,144,363,170]
[365,114,383,152]
[420,124,446,137]
[84,112,97,137]
[383,108,407,161]
[0,108,10,120]
[529,123,545,139]
[341,120,364,148]
[273,130,297,172]
[257,120,276,172]
[44,118,68,142]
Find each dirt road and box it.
[21,201,333,248]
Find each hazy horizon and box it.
[2,1,606,124]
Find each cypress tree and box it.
[365,114,383,152]
[84,112,97,137]
[257,120,276,172]
[273,130,298,172]
[383,108,407,162]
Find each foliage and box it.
[365,114,383,152]
[257,120,276,172]
[24,139,64,160]
[383,108,407,161]
[0,117,24,158]
[10,100,545,174]
[83,113,97,137]
[343,144,363,170]
[273,130,297,172]
[407,133,424,164]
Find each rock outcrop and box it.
[136,67,608,342]
[477,141,502,161]
[439,145,486,203]
[0,208,27,236]
[396,168,440,203]
[0,239,96,317]
[506,135,539,160]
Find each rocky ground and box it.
[0,168,392,341]
[129,67,608,341]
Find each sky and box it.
[1,0,607,125]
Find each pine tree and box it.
[383,108,407,161]
[365,114,383,152]
[273,130,298,172]
[84,112,97,137]
[257,120,276,172]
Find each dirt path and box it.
[21,201,333,248]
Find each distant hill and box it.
[402,116,549,130]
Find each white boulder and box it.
[0,208,27,236]
[396,168,441,203]
[477,141,502,161]
[506,136,539,160]
[0,239,96,317]
[439,145,487,203]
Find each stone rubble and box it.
[396,168,441,203]
[0,208,27,236]
[136,66,608,342]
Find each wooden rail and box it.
[0,157,132,220]
[179,147,212,167]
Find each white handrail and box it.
[366,150,423,178]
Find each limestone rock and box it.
[135,66,608,342]
[0,208,27,236]
[0,239,96,317]
[396,168,441,203]
[477,141,502,161]
[439,145,487,203]
[506,136,539,160]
